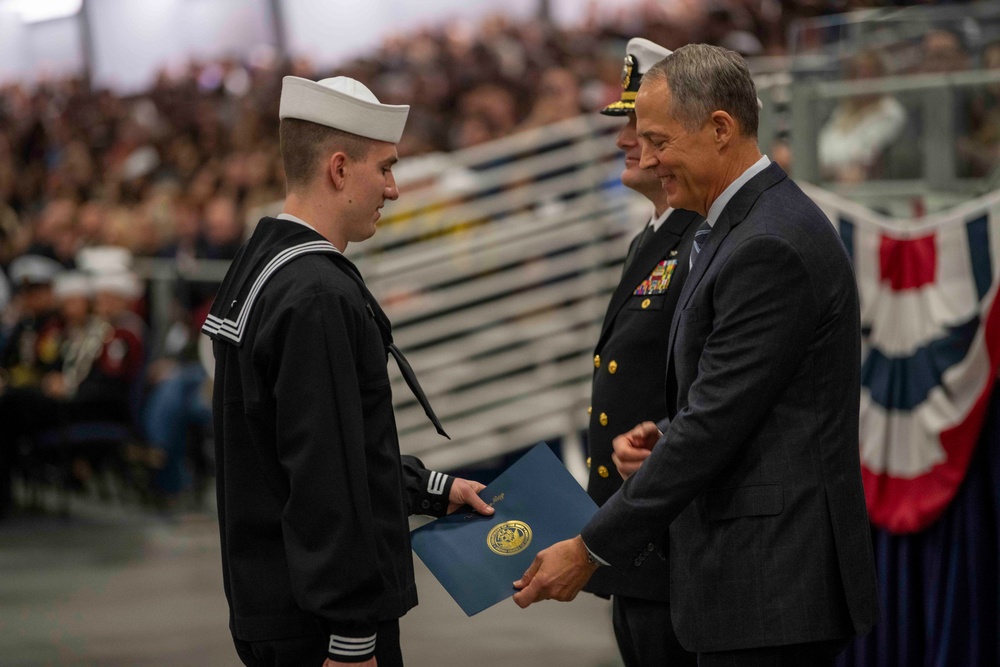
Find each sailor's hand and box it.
[447,477,494,516]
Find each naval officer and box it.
[203,75,493,667]
[584,37,700,667]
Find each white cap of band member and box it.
[279,76,409,143]
[91,270,142,299]
[8,254,63,287]
[53,270,94,299]
[76,245,133,275]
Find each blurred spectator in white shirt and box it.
[818,49,907,183]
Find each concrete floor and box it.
[0,494,621,667]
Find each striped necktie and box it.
[689,220,713,270]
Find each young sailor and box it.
[203,75,493,667]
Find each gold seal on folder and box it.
[486,520,533,556]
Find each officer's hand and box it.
[612,421,661,480]
[447,477,495,516]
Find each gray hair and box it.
[643,44,759,139]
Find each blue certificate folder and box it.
[411,443,598,616]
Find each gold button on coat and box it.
[594,354,601,368]
[641,298,651,309]
[586,457,592,468]
[587,406,592,415]
[598,466,609,478]
[608,360,618,374]
[599,412,608,426]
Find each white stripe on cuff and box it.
[329,633,377,655]
[427,471,447,495]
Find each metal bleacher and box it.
[343,115,640,475]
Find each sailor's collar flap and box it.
[201,218,340,347]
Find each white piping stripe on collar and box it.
[427,471,447,495]
[203,240,339,343]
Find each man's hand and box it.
[511,536,598,608]
[612,421,661,480]
[324,659,375,667]
[447,477,495,516]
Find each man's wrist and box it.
[579,537,608,567]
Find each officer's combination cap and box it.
[601,38,673,116]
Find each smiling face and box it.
[341,140,400,243]
[616,111,663,200]
[635,78,720,216]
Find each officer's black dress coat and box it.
[584,208,700,600]
[203,218,452,648]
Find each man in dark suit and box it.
[585,37,700,667]
[514,44,878,666]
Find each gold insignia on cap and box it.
[487,520,533,556]
[621,54,635,90]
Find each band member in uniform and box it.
[0,254,65,391]
[202,75,494,667]
[0,254,63,518]
[584,37,699,667]
[514,45,878,666]
[0,265,145,516]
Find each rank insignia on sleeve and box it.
[633,259,677,295]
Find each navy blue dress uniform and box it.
[583,36,701,667]
[203,218,456,665]
[585,207,701,518]
[585,209,700,655]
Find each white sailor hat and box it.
[8,254,63,288]
[601,38,673,116]
[53,270,94,299]
[76,245,133,275]
[279,76,409,144]
[91,270,142,299]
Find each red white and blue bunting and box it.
[805,185,1000,534]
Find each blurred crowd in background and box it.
[0,0,995,513]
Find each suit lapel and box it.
[665,163,788,366]
[597,209,697,349]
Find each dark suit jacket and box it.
[582,163,878,652]
[584,208,700,600]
